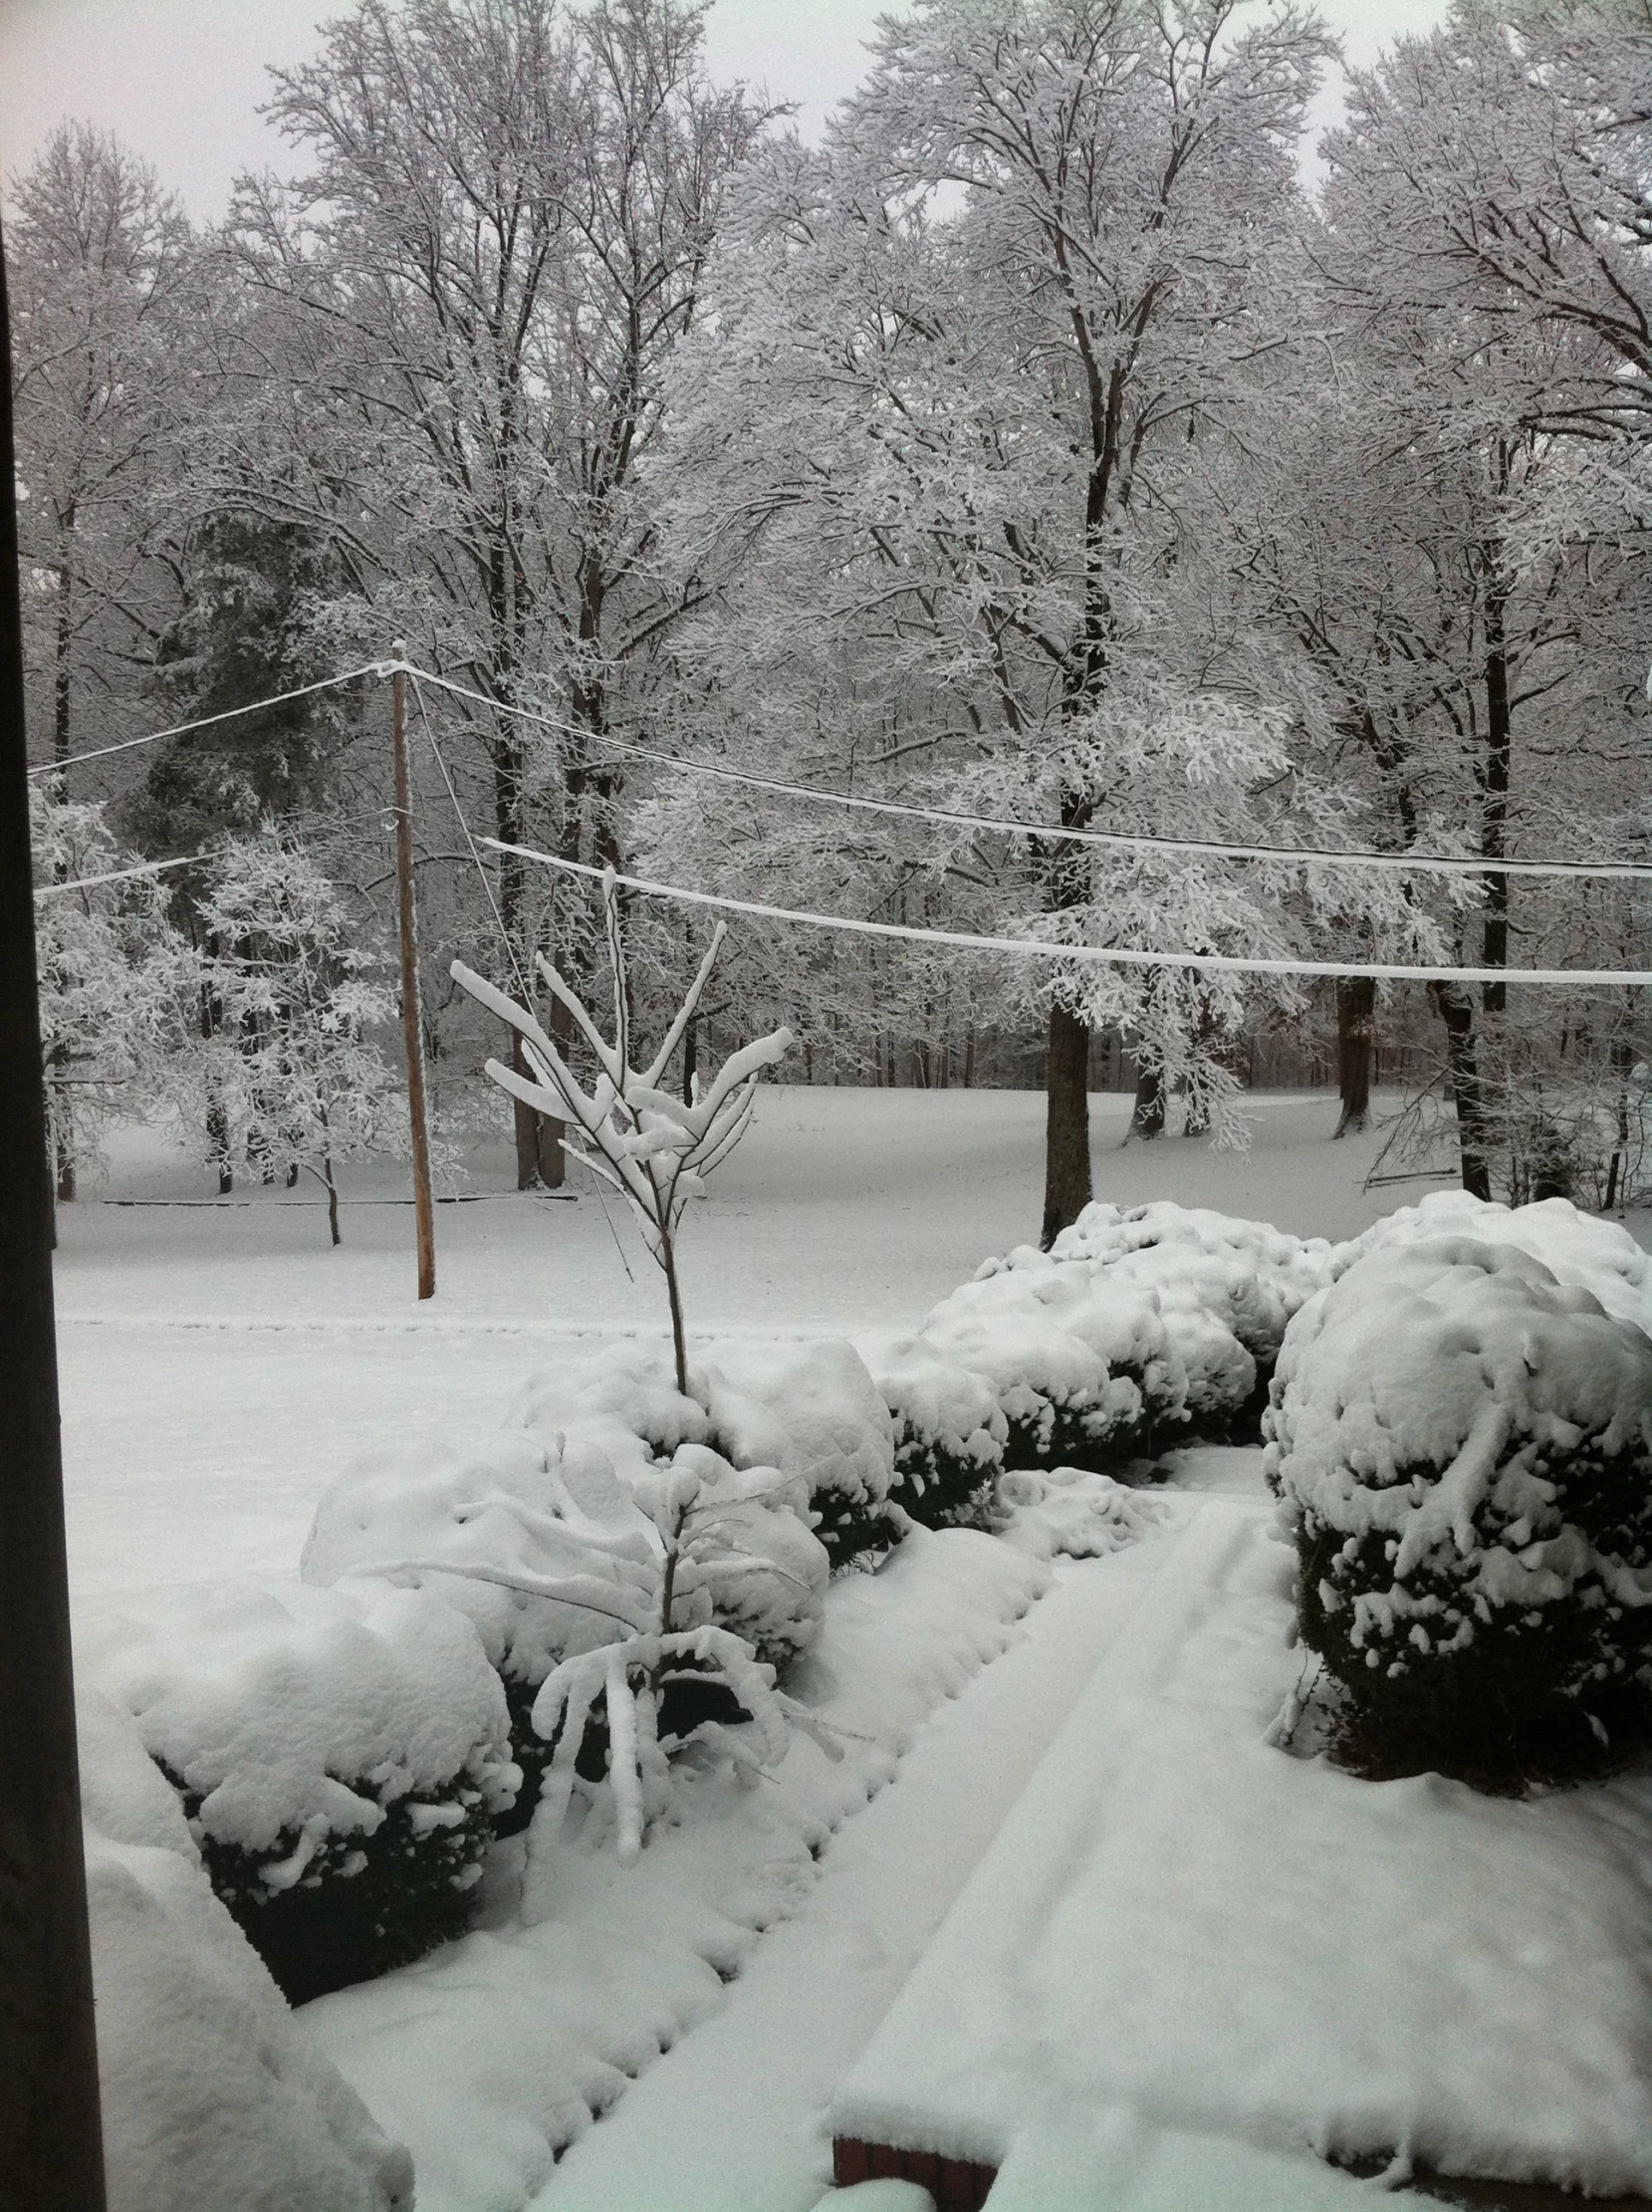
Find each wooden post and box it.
[391,654,436,1299]
[0,217,110,2210]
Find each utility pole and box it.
[0,220,110,2210]
[391,653,436,1299]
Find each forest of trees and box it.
[12,0,1649,1239]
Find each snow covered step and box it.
[828,1496,1652,2201]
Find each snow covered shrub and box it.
[1268,1233,1652,1787]
[89,1582,517,2002]
[923,1261,1186,1472]
[1330,1189,1651,1334]
[508,1346,835,1654]
[857,1332,1008,1530]
[78,1689,414,2212]
[712,1339,900,1567]
[303,1365,830,1834]
[995,1466,1175,1563]
[515,1459,841,1903]
[1046,1199,1330,1431]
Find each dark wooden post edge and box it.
[0,214,111,2208]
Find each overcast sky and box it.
[0,0,1451,220]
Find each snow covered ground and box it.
[56,1088,1652,2211]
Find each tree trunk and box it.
[510,1032,564,1188]
[323,1155,340,1247]
[53,528,74,785]
[1604,1035,1634,1211]
[1040,1000,1091,1249]
[1333,976,1375,1138]
[1431,982,1491,1200]
[682,1012,698,1106]
[1127,1058,1165,1141]
[1480,541,1512,1017]
[658,1221,690,1399]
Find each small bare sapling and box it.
[452,870,791,1392]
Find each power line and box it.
[484,839,1652,989]
[402,662,1652,885]
[27,649,1652,887]
[25,662,393,779]
[33,848,220,899]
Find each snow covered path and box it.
[531,1506,1189,2212]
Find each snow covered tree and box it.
[453,869,791,1393]
[1311,14,1652,1200]
[224,0,774,1186]
[652,0,1412,1234]
[193,832,397,1242]
[30,785,192,1201]
[128,513,354,856]
[9,123,200,779]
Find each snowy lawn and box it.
[58,1085,1407,1614]
[56,1089,1652,2212]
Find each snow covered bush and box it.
[711,1338,900,1566]
[1330,1189,1651,1335]
[303,1355,831,1834]
[1268,1228,1652,1787]
[922,1258,1186,1472]
[88,1582,517,2001]
[453,869,790,1393]
[78,1687,415,2212]
[514,1456,840,1900]
[995,1466,1175,1563]
[1046,1199,1331,1430]
[857,1332,1008,1530]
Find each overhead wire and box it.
[484,839,1652,989]
[25,651,1651,882]
[25,663,393,779]
[392,661,1652,885]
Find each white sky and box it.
[0,0,1451,220]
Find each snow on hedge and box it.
[712,1338,897,1562]
[79,1689,414,2212]
[1269,1237,1652,1593]
[1268,1221,1652,1769]
[1331,1189,1651,1331]
[510,1344,833,1659]
[1041,1201,1331,1430]
[995,1467,1179,1563]
[855,1330,1009,1524]
[87,1580,517,1861]
[305,1354,830,1685]
[922,1262,1185,1466]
